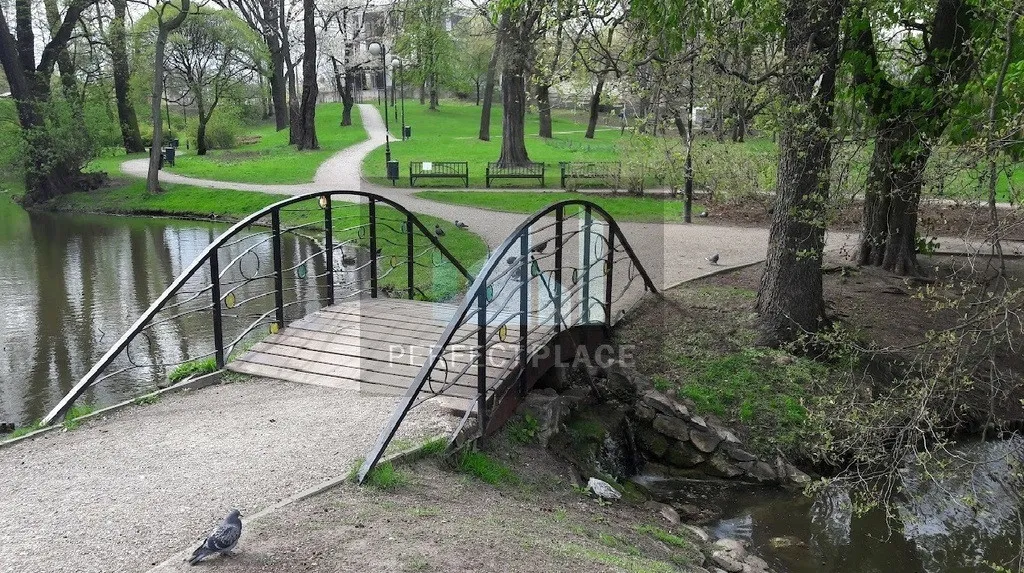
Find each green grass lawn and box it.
[160,104,365,184]
[415,190,703,223]
[50,178,488,300]
[364,101,630,188]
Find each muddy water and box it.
[0,195,359,426]
[652,437,1024,572]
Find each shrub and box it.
[201,111,240,150]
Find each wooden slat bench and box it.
[560,161,621,189]
[409,161,469,187]
[486,162,545,188]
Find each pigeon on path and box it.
[706,253,719,265]
[434,224,445,237]
[189,509,242,566]
[699,209,709,218]
[455,220,469,229]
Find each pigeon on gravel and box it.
[434,224,445,237]
[531,240,549,253]
[699,209,709,218]
[506,255,518,265]
[189,509,242,566]
[455,220,469,229]
[706,253,720,265]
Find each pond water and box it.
[0,193,348,427]
[645,437,1024,573]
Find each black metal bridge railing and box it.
[357,200,658,482]
[41,190,472,426]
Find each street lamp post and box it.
[368,42,394,181]
[392,56,406,140]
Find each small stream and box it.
[644,437,1024,572]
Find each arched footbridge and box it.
[41,191,658,483]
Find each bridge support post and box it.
[605,232,615,328]
[477,286,488,433]
[582,206,592,324]
[369,199,378,298]
[406,214,415,299]
[209,250,225,368]
[554,206,563,333]
[324,195,334,305]
[271,210,285,328]
[519,234,529,396]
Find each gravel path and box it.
[118,104,1013,288]
[0,377,455,572]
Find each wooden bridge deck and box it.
[229,298,552,399]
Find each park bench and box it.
[559,161,621,190]
[409,161,469,187]
[485,162,545,188]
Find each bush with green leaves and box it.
[201,108,241,150]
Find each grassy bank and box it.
[364,101,630,187]
[415,190,704,223]
[49,179,488,300]
[87,104,366,185]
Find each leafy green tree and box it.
[451,14,496,105]
[0,0,102,205]
[137,0,191,193]
[848,0,979,275]
[166,9,266,155]
[395,0,456,111]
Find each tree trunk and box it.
[857,120,928,275]
[475,79,480,105]
[429,72,439,110]
[849,0,973,276]
[331,56,353,126]
[110,0,145,153]
[268,38,288,131]
[585,75,605,139]
[755,0,845,345]
[147,3,190,194]
[497,11,534,166]
[537,83,552,138]
[498,60,530,165]
[42,0,78,104]
[195,92,208,156]
[296,0,318,150]
[341,71,354,127]
[196,119,208,155]
[478,43,500,141]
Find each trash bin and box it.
[386,160,399,183]
[403,125,411,139]
[162,146,176,167]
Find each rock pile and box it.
[633,388,809,486]
[525,359,810,487]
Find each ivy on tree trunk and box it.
[755,0,846,345]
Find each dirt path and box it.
[0,377,455,573]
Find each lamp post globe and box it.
[367,42,382,56]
